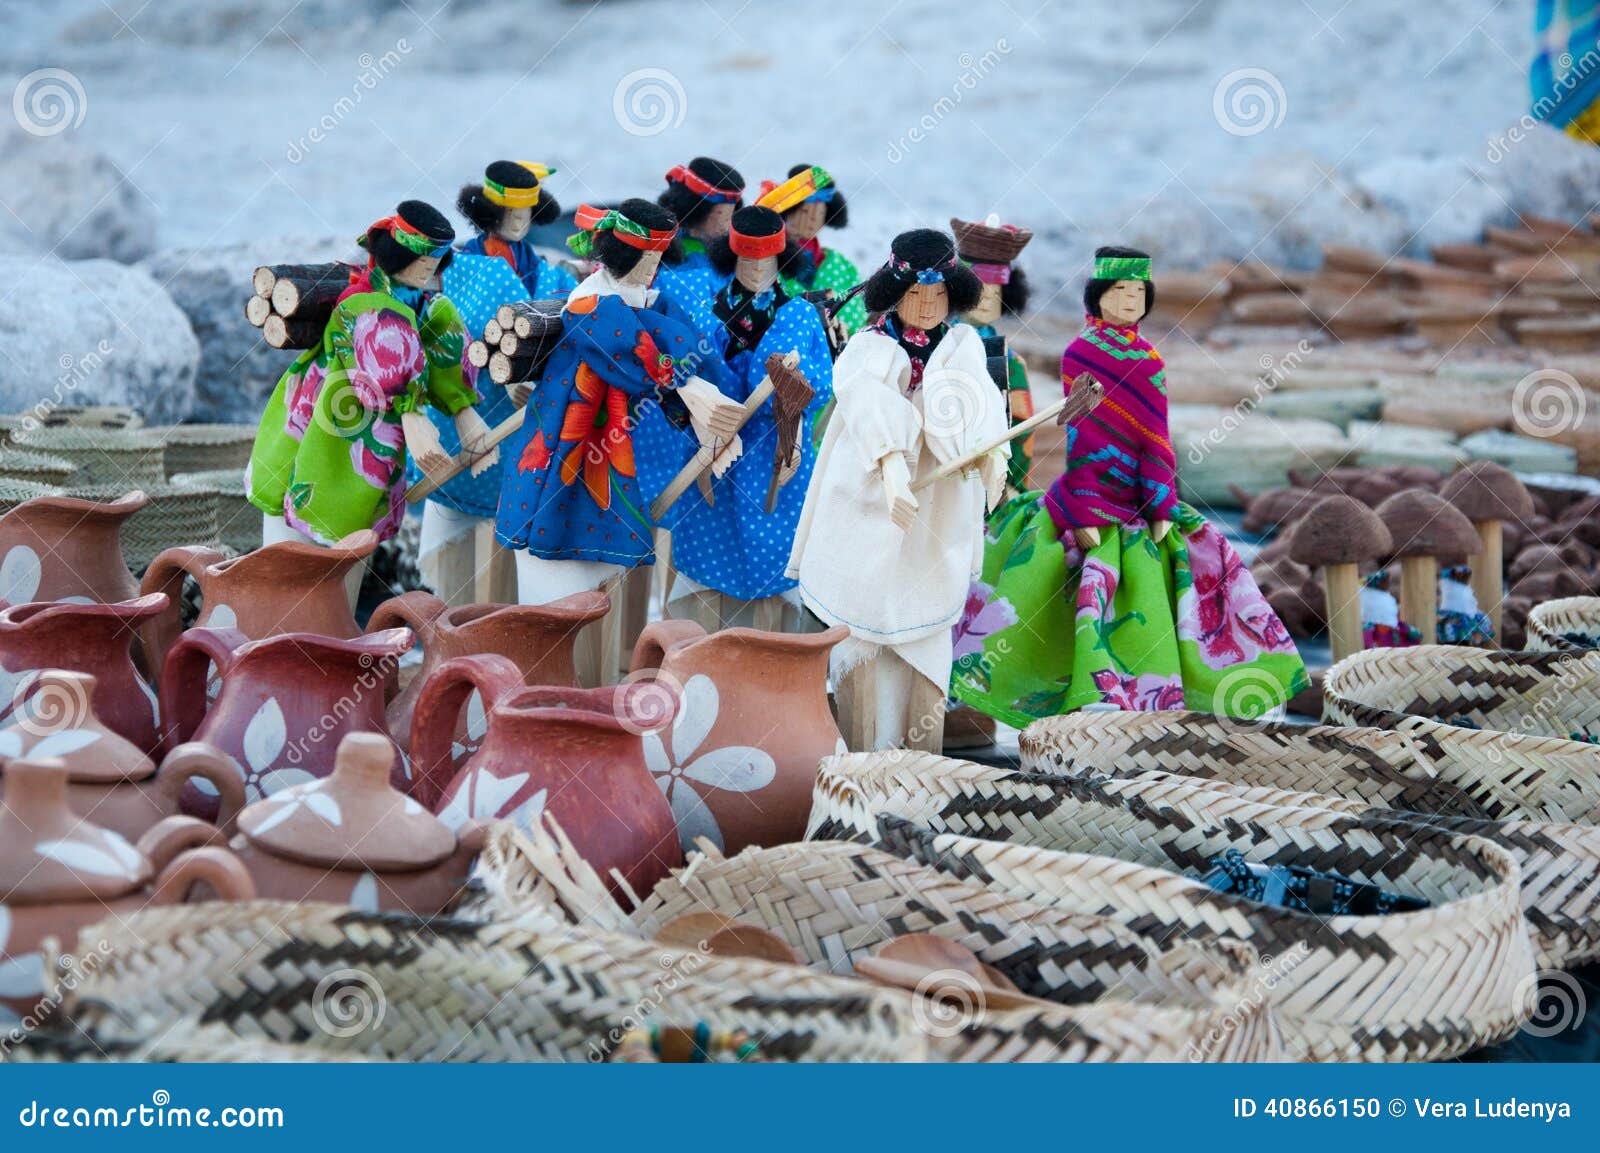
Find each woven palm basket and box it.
[57,901,923,1063]
[473,826,1281,1062]
[147,424,256,478]
[1527,597,1600,653]
[32,404,143,431]
[1022,710,1600,968]
[0,478,60,516]
[171,469,258,554]
[808,751,1536,1062]
[0,448,77,487]
[1325,645,1600,741]
[4,1020,384,1063]
[64,483,219,571]
[13,426,165,489]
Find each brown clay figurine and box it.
[1438,461,1536,641]
[1288,496,1393,663]
[1373,489,1481,646]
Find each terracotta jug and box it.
[0,490,144,607]
[0,757,255,1016]
[411,653,683,898]
[159,625,413,818]
[0,670,245,839]
[367,588,609,767]
[0,594,166,756]
[140,529,377,677]
[628,621,849,854]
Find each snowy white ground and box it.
[2,0,1594,311]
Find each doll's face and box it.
[392,253,442,290]
[1099,279,1147,326]
[735,254,779,295]
[497,206,534,242]
[692,202,736,241]
[896,281,949,330]
[785,200,827,243]
[620,249,663,287]
[966,281,1003,326]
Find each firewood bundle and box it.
[467,298,567,386]
[246,262,356,350]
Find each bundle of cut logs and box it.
[467,299,567,387]
[245,262,357,350]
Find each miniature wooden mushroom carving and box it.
[1438,461,1535,641]
[1372,489,1481,646]
[1288,495,1392,663]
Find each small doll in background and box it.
[952,214,1034,495]
[654,157,745,309]
[1437,564,1494,645]
[456,160,578,298]
[1360,569,1422,647]
[758,165,865,333]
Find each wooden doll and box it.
[495,199,745,611]
[1361,569,1422,647]
[247,201,489,587]
[653,157,745,309]
[635,206,832,629]
[952,214,1035,494]
[1437,565,1494,644]
[788,229,1009,751]
[411,162,578,605]
[757,165,866,334]
[949,246,1307,725]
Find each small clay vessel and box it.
[367,588,609,767]
[0,594,167,756]
[140,530,378,677]
[0,490,144,607]
[0,757,255,1016]
[656,912,802,965]
[160,625,413,818]
[0,670,244,839]
[854,933,1047,1011]
[628,621,849,854]
[228,732,484,916]
[411,653,682,898]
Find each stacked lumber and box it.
[465,298,568,387]
[246,262,357,350]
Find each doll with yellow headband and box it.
[247,199,486,552]
[761,165,865,334]
[455,161,576,299]
[654,157,745,309]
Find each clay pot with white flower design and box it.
[139,530,378,678]
[628,620,848,854]
[411,654,682,898]
[0,757,255,1018]
[0,490,145,608]
[159,625,413,821]
[0,670,245,840]
[0,594,167,757]
[366,587,609,767]
[227,732,485,916]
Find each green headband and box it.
[1094,255,1152,281]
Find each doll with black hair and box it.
[653,157,745,309]
[456,161,574,297]
[248,200,485,553]
[950,246,1306,726]
[496,198,745,608]
[953,214,1035,494]
[788,228,1008,751]
[635,206,832,619]
[757,165,866,333]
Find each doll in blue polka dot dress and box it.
[653,157,744,313]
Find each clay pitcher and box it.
[411,653,683,898]
[0,594,167,756]
[0,490,144,607]
[367,588,609,767]
[629,621,849,854]
[140,529,377,677]
[160,625,413,818]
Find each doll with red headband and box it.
[495,198,745,606]
[247,200,486,548]
[952,214,1035,494]
[760,164,866,333]
[654,156,744,308]
[635,206,831,618]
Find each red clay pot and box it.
[0,490,144,607]
[411,653,682,898]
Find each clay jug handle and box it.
[147,845,257,906]
[154,742,247,834]
[138,545,228,678]
[366,590,448,638]
[157,626,249,754]
[409,653,526,810]
[136,814,226,871]
[630,619,706,675]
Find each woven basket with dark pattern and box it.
[807,750,1536,1062]
[1526,597,1600,653]
[1022,710,1600,968]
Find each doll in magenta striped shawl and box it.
[950,246,1306,725]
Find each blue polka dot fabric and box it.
[655,248,729,315]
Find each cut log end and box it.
[244,294,272,328]
[262,313,325,351]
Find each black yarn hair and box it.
[591,198,685,277]
[1083,245,1155,320]
[368,199,455,277]
[456,161,561,236]
[999,265,1030,316]
[786,163,848,228]
[706,206,801,277]
[657,156,745,229]
[862,229,982,316]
